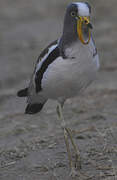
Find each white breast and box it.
[41,39,99,99]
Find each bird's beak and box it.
[77,16,93,45]
[83,17,93,29]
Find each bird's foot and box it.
[69,167,78,177]
[69,153,82,177]
[70,168,92,179]
[74,153,82,170]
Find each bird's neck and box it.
[59,23,90,53]
[60,21,78,48]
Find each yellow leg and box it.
[66,128,81,169]
[57,104,73,168]
[56,103,81,176]
[63,128,73,168]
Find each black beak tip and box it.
[88,23,93,29]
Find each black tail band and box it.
[17,88,28,97]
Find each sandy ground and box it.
[0,0,117,179]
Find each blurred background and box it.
[0,0,117,179]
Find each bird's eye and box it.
[71,11,76,17]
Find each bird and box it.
[17,2,99,176]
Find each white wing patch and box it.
[35,44,58,73]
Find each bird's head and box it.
[63,2,93,45]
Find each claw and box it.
[69,167,78,177]
[75,154,82,169]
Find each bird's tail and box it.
[17,88,28,97]
[25,103,45,114]
[17,87,46,114]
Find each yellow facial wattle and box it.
[77,16,91,45]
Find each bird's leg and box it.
[65,128,81,169]
[63,128,73,169]
[56,103,66,128]
[56,103,73,169]
[56,103,81,176]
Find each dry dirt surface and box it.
[0,0,117,179]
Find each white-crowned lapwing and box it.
[17,2,99,176]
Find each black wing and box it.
[35,45,60,93]
[17,40,58,97]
